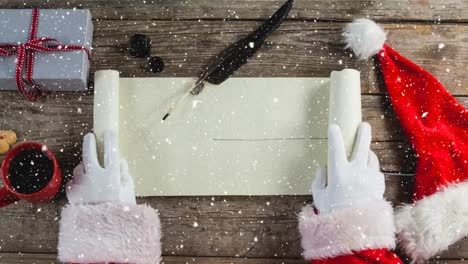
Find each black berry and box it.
[129,34,151,58]
[148,56,165,73]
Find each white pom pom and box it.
[343,18,386,60]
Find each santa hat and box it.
[343,19,468,263]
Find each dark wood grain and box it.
[3,91,467,173]
[0,202,59,254]
[0,0,465,22]
[1,253,468,264]
[88,21,467,95]
[1,253,467,264]
[0,174,415,257]
[0,0,466,262]
[0,90,445,173]
[0,175,466,260]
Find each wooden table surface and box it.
[0,0,466,263]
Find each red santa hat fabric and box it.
[343,18,468,263]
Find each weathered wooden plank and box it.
[0,1,466,261]
[89,21,467,95]
[0,202,60,254]
[0,175,466,259]
[0,92,93,180]
[0,254,298,264]
[2,91,467,173]
[1,253,467,264]
[161,257,468,264]
[149,175,416,259]
[0,175,409,256]
[1,174,467,260]
[0,253,60,264]
[0,0,465,22]
[163,257,307,264]
[0,92,402,172]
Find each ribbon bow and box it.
[0,8,91,101]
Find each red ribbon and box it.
[0,8,91,102]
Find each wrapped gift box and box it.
[0,9,93,92]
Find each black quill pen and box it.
[162,0,294,120]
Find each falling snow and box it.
[0,0,464,263]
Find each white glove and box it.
[312,122,385,213]
[66,130,136,205]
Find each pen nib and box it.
[190,82,205,95]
